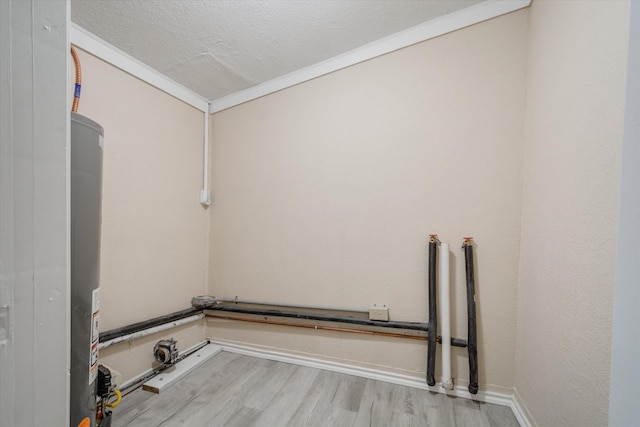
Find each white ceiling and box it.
[71,0,485,102]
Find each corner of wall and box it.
[514,0,630,425]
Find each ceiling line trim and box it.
[70,23,210,112]
[209,0,531,114]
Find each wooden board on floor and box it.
[141,344,222,393]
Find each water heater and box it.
[70,112,104,427]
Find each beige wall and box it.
[515,1,629,426]
[70,49,208,381]
[67,1,633,420]
[208,10,528,392]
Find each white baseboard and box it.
[210,339,534,427]
[511,388,535,427]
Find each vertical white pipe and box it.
[203,109,208,189]
[439,242,453,390]
[199,107,211,207]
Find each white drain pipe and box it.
[199,107,211,207]
[439,242,453,390]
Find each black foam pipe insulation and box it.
[99,301,468,348]
[99,307,199,343]
[427,237,438,386]
[464,239,479,394]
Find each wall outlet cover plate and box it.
[369,305,389,321]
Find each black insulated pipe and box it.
[98,302,471,346]
[446,337,468,348]
[205,304,430,331]
[99,299,470,352]
[99,307,199,343]
[205,303,467,348]
[463,237,479,394]
[427,235,438,387]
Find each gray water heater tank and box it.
[70,112,104,427]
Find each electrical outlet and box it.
[369,305,389,321]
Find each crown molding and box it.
[71,23,209,112]
[209,0,531,114]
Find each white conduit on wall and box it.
[439,242,453,390]
[97,313,205,350]
[224,298,370,314]
[199,107,211,207]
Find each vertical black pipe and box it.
[463,238,478,394]
[427,235,438,386]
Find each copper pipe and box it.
[70,46,82,112]
[206,314,428,341]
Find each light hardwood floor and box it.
[112,351,519,427]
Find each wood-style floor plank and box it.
[158,356,267,426]
[112,351,520,427]
[286,370,345,426]
[483,400,521,427]
[452,397,493,427]
[249,365,320,426]
[117,352,252,426]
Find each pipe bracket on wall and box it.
[199,188,211,207]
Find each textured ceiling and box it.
[71,0,484,101]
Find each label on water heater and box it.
[89,288,100,384]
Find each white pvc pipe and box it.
[199,108,211,207]
[98,313,204,350]
[203,109,209,190]
[439,242,453,390]
[221,298,369,314]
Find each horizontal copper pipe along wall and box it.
[206,313,429,341]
